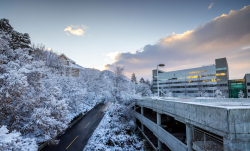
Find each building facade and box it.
[244,74,250,98]
[228,79,246,98]
[153,58,229,97]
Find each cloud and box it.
[103,52,121,64]
[64,25,89,36]
[105,5,250,80]
[208,3,214,10]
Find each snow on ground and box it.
[0,19,152,150]
[0,126,37,151]
[83,103,146,151]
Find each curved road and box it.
[42,102,111,151]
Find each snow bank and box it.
[0,125,37,151]
[83,103,146,151]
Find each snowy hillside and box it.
[0,18,152,150]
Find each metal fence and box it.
[193,127,223,151]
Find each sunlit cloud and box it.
[64,25,89,36]
[105,5,250,80]
[103,52,120,64]
[208,3,214,10]
[213,14,227,20]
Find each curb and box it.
[38,103,100,151]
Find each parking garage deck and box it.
[135,97,250,151]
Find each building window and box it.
[247,83,250,86]
[248,89,250,93]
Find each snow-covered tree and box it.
[215,89,223,98]
[83,103,145,151]
[135,83,152,97]
[145,79,150,86]
[166,91,173,97]
[131,73,137,83]
[159,86,165,97]
[238,90,244,98]
[139,77,145,83]
[0,125,37,151]
[0,18,143,150]
[0,18,31,50]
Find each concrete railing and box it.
[135,112,188,151]
[136,98,250,137]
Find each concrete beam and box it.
[135,112,188,151]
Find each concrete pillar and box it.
[157,112,161,126]
[140,106,144,132]
[157,112,162,149]
[186,123,194,151]
[158,139,162,150]
[141,123,144,132]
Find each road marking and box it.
[94,114,97,118]
[85,122,90,128]
[66,135,78,149]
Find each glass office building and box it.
[228,79,246,98]
[152,58,229,97]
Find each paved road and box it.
[42,102,111,151]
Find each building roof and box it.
[60,54,76,64]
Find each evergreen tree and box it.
[139,77,145,83]
[145,79,150,86]
[131,73,137,83]
[0,18,31,50]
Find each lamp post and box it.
[157,64,165,97]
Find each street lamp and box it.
[157,64,165,97]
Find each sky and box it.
[1,0,250,80]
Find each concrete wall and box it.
[135,98,250,151]
[135,112,188,151]
[136,98,229,137]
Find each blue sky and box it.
[1,0,250,79]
